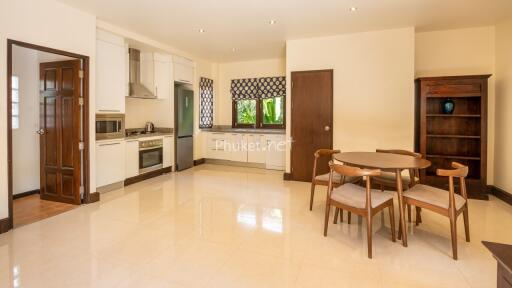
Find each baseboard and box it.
[204,159,266,169]
[489,185,512,206]
[124,166,172,186]
[0,218,11,234]
[194,158,205,166]
[13,189,40,199]
[87,192,100,203]
[283,173,292,180]
[96,181,124,193]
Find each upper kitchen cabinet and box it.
[96,29,126,113]
[173,56,195,84]
[153,53,172,100]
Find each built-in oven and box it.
[96,114,125,140]
[139,139,163,174]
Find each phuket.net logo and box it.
[214,137,292,152]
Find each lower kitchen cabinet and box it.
[125,139,139,178]
[163,135,174,168]
[204,132,285,170]
[247,134,266,164]
[265,135,286,170]
[96,140,126,188]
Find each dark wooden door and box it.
[39,60,82,204]
[291,70,333,182]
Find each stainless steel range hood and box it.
[128,48,156,99]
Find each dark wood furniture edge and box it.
[0,218,10,234]
[482,241,512,277]
[124,166,172,186]
[490,186,512,206]
[283,172,292,180]
[194,158,205,166]
[6,39,91,232]
[415,74,492,81]
[13,189,40,200]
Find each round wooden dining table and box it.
[333,152,431,247]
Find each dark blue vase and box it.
[443,99,455,114]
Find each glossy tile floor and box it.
[0,164,510,287]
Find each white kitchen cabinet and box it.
[96,30,126,113]
[247,134,266,164]
[153,54,172,100]
[125,139,139,178]
[206,132,228,160]
[228,133,247,162]
[173,56,194,84]
[96,140,126,188]
[163,135,174,168]
[265,135,286,170]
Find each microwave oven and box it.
[96,114,125,140]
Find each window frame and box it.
[11,75,19,130]
[232,97,285,129]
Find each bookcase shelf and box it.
[415,75,491,199]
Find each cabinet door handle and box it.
[99,142,121,146]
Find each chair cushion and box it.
[315,172,361,184]
[373,171,419,187]
[403,184,466,210]
[330,183,394,209]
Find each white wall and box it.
[125,97,173,128]
[217,58,286,125]
[415,27,496,183]
[12,46,39,195]
[494,19,512,193]
[0,0,97,219]
[285,28,415,172]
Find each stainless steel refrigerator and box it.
[175,85,194,171]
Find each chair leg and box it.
[366,215,373,259]
[333,208,339,224]
[449,215,458,260]
[463,208,470,242]
[415,207,422,226]
[323,203,331,237]
[398,213,402,240]
[348,212,352,224]
[339,209,344,222]
[309,182,316,211]
[407,205,412,223]
[389,204,396,242]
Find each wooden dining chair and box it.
[373,149,422,223]
[402,162,470,260]
[324,163,396,259]
[310,149,361,211]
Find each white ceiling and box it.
[57,0,512,62]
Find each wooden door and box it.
[291,70,333,182]
[39,60,82,204]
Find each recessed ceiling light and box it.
[269,19,276,25]
[198,28,206,33]
[349,7,358,12]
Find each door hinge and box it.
[291,81,294,88]
[79,142,85,150]
[79,97,84,106]
[78,70,84,79]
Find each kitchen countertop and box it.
[201,126,285,135]
[125,132,174,140]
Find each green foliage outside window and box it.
[262,97,284,125]
[236,99,256,124]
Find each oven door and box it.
[139,147,163,174]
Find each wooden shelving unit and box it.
[415,75,491,199]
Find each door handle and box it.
[324,126,330,132]
[36,129,45,135]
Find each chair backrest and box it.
[376,149,422,186]
[328,163,381,209]
[312,149,340,179]
[437,162,469,209]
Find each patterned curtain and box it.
[230,78,259,100]
[199,77,214,128]
[258,76,286,99]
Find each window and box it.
[199,77,214,128]
[11,76,19,129]
[231,77,286,129]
